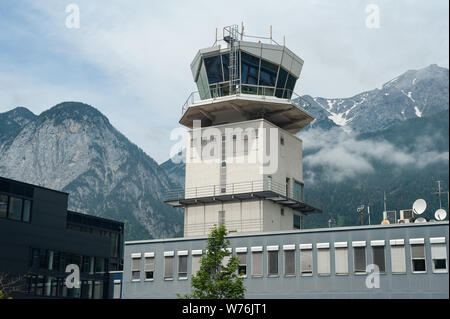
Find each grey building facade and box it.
[122,222,449,299]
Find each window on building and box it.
[0,194,7,218]
[335,246,349,275]
[144,255,155,280]
[39,249,49,269]
[317,246,331,275]
[431,243,447,273]
[284,249,296,276]
[293,215,301,230]
[178,255,188,279]
[164,255,174,279]
[372,246,386,273]
[8,196,23,221]
[81,255,90,273]
[237,252,247,276]
[35,275,44,296]
[204,55,224,85]
[300,247,313,275]
[22,199,31,222]
[95,257,105,274]
[113,280,121,299]
[353,246,366,274]
[275,67,288,98]
[411,244,426,273]
[240,51,260,89]
[258,59,278,89]
[131,256,141,281]
[390,243,406,274]
[93,281,104,299]
[252,250,263,276]
[285,74,298,99]
[192,253,202,276]
[285,178,290,197]
[268,250,278,276]
[293,181,303,202]
[280,136,285,145]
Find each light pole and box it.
[357,205,365,225]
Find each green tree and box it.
[180,225,246,299]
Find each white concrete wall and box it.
[184,200,263,237]
[183,118,305,237]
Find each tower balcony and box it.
[163,178,321,215]
[179,83,314,134]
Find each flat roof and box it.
[125,221,449,245]
[0,175,68,196]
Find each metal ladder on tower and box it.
[224,25,240,94]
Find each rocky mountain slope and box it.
[0,102,183,240]
[299,64,449,133]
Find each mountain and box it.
[0,107,37,144]
[0,102,183,241]
[298,64,449,133]
[160,158,185,188]
[301,109,449,228]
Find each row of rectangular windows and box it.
[129,238,448,282]
[30,248,108,275]
[26,275,106,299]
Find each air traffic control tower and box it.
[165,25,321,237]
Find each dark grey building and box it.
[0,176,123,298]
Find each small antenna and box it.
[241,22,244,40]
[270,25,272,43]
[283,35,286,46]
[383,191,387,212]
[432,180,444,209]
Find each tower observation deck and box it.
[181,25,314,134]
[165,25,321,237]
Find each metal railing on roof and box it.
[164,178,302,203]
[181,82,312,116]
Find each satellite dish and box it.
[381,220,390,225]
[435,209,447,221]
[414,217,427,223]
[412,199,427,215]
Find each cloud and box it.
[0,0,448,163]
[301,127,449,183]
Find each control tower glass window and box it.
[197,61,211,100]
[204,55,223,84]
[285,74,297,99]
[275,67,288,98]
[241,52,260,94]
[258,59,278,95]
[222,53,230,81]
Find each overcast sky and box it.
[0,0,448,163]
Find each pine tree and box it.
[179,225,246,299]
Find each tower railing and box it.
[163,177,302,203]
[181,84,311,116]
